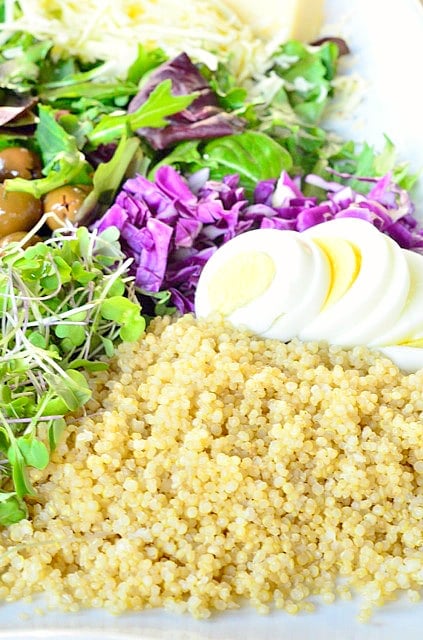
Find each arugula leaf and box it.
[88,79,198,146]
[37,54,81,86]
[4,104,92,197]
[272,40,339,124]
[36,104,85,167]
[75,134,140,224]
[39,61,119,89]
[40,81,137,103]
[0,38,53,91]
[198,60,248,112]
[6,153,91,197]
[126,44,167,85]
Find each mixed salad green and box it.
[0,3,421,526]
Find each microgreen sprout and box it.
[0,221,146,527]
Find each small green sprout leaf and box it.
[0,495,27,527]
[119,317,146,342]
[7,443,36,499]
[0,427,10,454]
[45,370,91,412]
[100,295,139,323]
[48,418,67,452]
[67,359,108,372]
[101,296,146,341]
[107,278,126,298]
[101,336,114,358]
[0,386,12,405]
[41,396,69,417]
[28,332,48,349]
[55,324,86,348]
[71,261,98,284]
[17,436,49,470]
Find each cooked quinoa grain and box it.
[1,314,423,618]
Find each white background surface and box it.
[1,1,423,638]
[323,0,423,211]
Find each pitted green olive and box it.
[0,147,42,181]
[0,185,42,238]
[43,185,90,231]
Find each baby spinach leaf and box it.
[204,131,292,193]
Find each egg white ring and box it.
[261,235,330,341]
[335,234,410,345]
[377,346,423,374]
[370,249,423,347]
[195,228,318,335]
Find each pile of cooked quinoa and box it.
[1,314,423,619]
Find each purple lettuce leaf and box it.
[128,53,245,150]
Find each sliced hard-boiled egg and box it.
[194,218,423,373]
[195,228,330,336]
[300,218,410,346]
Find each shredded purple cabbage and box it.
[95,166,422,313]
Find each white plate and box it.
[1,1,423,639]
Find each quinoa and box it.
[1,313,423,619]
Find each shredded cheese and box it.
[0,0,278,80]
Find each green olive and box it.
[0,231,41,250]
[0,147,42,181]
[0,185,42,238]
[43,185,90,231]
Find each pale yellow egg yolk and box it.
[207,251,276,316]
[314,238,361,309]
